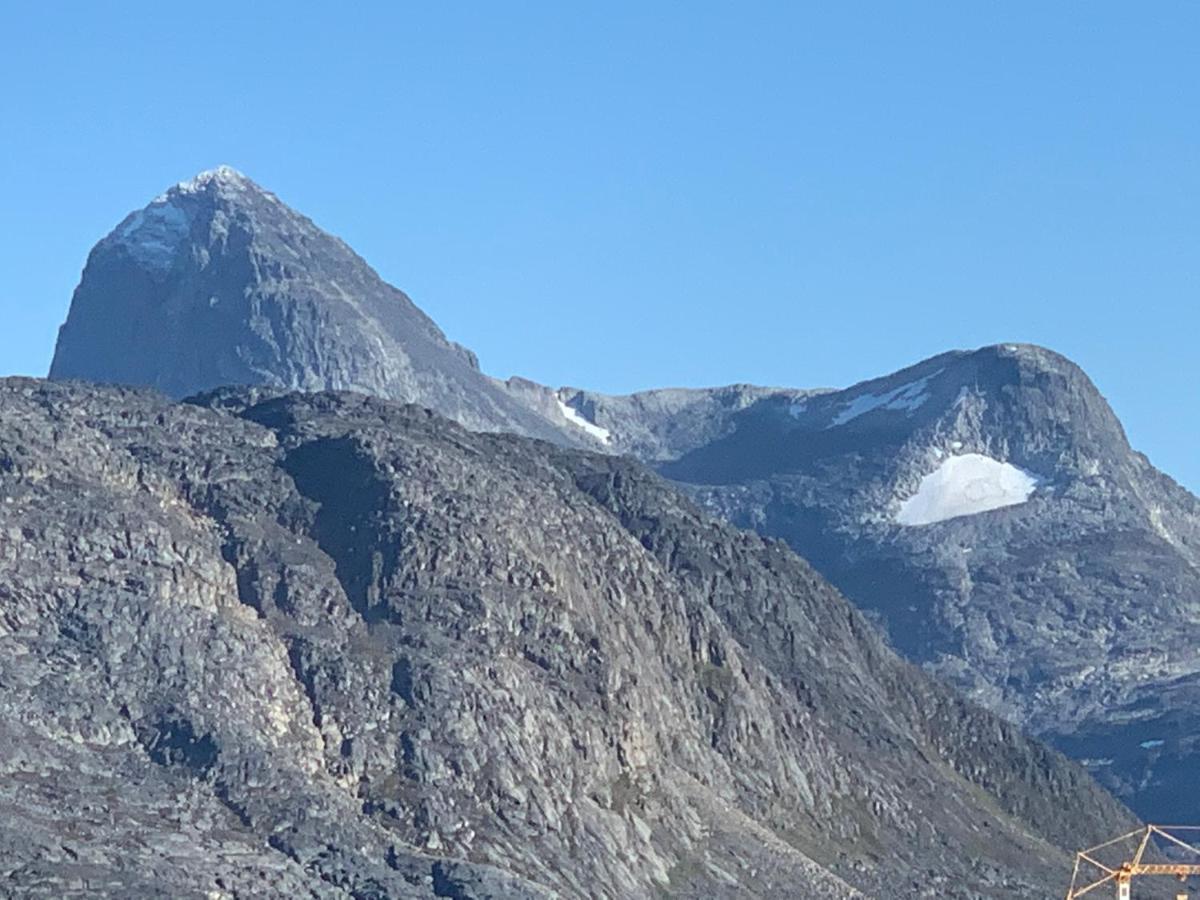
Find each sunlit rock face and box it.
[0,378,1135,898]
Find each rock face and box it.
[578,344,1200,823]
[48,167,576,444]
[0,378,1134,898]
[47,168,1198,826]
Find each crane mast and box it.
[1067,825,1200,899]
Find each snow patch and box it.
[114,201,190,271]
[556,398,611,444]
[787,400,808,418]
[828,370,941,427]
[896,453,1039,526]
[151,166,252,204]
[159,165,250,200]
[1140,739,1165,750]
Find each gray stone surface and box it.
[45,166,1196,834]
[0,378,1134,897]
[584,344,1200,823]
[48,168,576,446]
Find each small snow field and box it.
[115,202,190,271]
[556,399,611,444]
[827,370,941,427]
[896,453,1039,526]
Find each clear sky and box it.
[2,3,1197,489]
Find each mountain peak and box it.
[50,169,577,444]
[155,165,260,202]
[99,167,283,276]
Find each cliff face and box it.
[48,167,574,444]
[0,378,1132,898]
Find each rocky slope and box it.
[47,167,1198,825]
[0,378,1134,898]
[579,345,1200,823]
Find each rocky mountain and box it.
[0,378,1134,897]
[48,168,581,445]
[47,167,1199,826]
[570,345,1200,824]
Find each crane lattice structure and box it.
[1067,825,1200,899]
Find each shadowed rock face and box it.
[577,344,1200,823]
[48,167,573,444]
[0,379,1133,898]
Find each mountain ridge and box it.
[46,168,1200,824]
[0,376,1137,897]
[638,343,1200,820]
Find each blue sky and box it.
[2,3,1197,488]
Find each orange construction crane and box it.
[1067,825,1200,899]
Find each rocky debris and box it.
[0,378,1134,897]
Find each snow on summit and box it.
[112,167,263,271]
[169,165,251,196]
[148,165,260,205]
[896,453,1039,526]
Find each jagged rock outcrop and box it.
[0,378,1134,897]
[577,344,1200,823]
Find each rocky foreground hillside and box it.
[0,379,1134,898]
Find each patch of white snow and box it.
[114,201,190,271]
[828,370,942,427]
[896,453,1039,526]
[787,400,808,418]
[177,165,247,193]
[153,166,252,203]
[556,399,611,444]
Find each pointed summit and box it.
[150,165,285,214]
[179,163,250,188]
[157,164,257,200]
[48,171,577,443]
[97,167,287,278]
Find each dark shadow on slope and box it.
[282,436,394,623]
[134,712,220,773]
